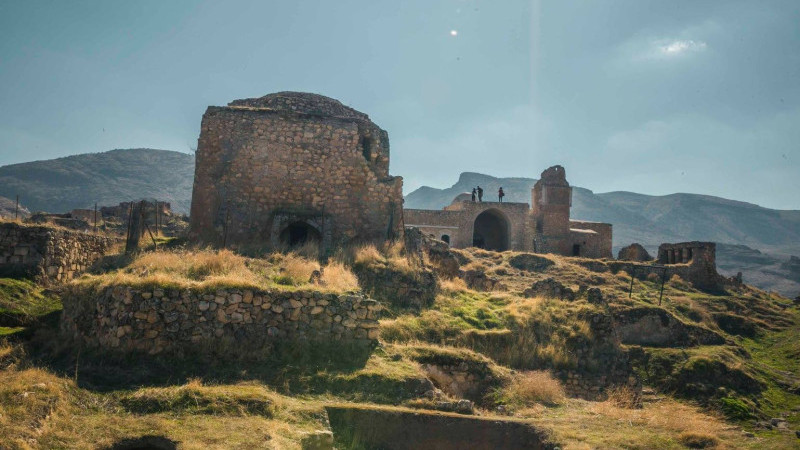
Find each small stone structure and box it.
[617,243,652,262]
[404,166,612,258]
[189,92,403,253]
[61,285,382,355]
[0,222,113,284]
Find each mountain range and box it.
[0,150,797,295]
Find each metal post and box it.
[629,265,636,298]
[14,195,19,219]
[659,269,667,305]
[93,203,98,234]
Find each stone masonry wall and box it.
[0,222,113,284]
[61,286,382,356]
[190,92,403,253]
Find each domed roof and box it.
[452,192,473,204]
[228,91,369,121]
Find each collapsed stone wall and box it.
[0,222,113,284]
[189,92,403,253]
[61,286,382,356]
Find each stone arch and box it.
[472,209,510,251]
[279,221,321,248]
[441,234,450,245]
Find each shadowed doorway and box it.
[280,221,321,248]
[472,209,510,251]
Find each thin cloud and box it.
[657,39,707,56]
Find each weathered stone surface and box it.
[0,222,113,284]
[523,278,575,301]
[353,262,437,309]
[617,243,652,262]
[189,91,404,253]
[614,306,726,347]
[508,253,555,272]
[61,287,382,357]
[462,269,505,292]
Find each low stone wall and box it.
[613,306,725,347]
[0,222,113,284]
[353,263,438,310]
[61,285,382,356]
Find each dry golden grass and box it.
[74,248,358,293]
[320,261,359,292]
[277,253,320,285]
[353,244,383,266]
[439,277,469,293]
[504,370,566,407]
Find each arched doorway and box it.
[441,234,450,245]
[472,209,509,251]
[279,221,321,248]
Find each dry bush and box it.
[505,370,566,407]
[320,261,359,291]
[604,385,640,409]
[439,277,469,293]
[678,431,720,449]
[353,244,383,266]
[646,272,661,283]
[277,253,320,285]
[670,274,690,290]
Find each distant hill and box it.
[405,172,800,296]
[0,149,195,214]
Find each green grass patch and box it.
[0,278,61,325]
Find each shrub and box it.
[320,262,359,292]
[718,396,753,420]
[503,370,565,407]
[677,431,720,449]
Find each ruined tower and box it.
[530,165,572,255]
[189,92,404,252]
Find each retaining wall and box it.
[0,222,113,283]
[61,285,382,356]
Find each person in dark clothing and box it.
[477,186,483,202]
[498,187,505,202]
[471,187,477,202]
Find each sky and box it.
[0,0,798,209]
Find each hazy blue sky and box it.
[1,1,798,209]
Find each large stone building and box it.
[189,92,404,252]
[403,166,613,258]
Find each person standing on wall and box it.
[477,186,483,202]
[471,187,477,202]
[498,187,505,202]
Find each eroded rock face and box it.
[523,278,575,300]
[617,243,652,262]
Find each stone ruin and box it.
[617,243,652,261]
[0,221,113,284]
[189,92,404,253]
[404,165,613,258]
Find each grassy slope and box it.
[1,247,799,448]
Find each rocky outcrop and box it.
[508,253,554,272]
[61,286,382,356]
[462,270,505,292]
[523,278,575,301]
[617,243,652,262]
[403,227,460,278]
